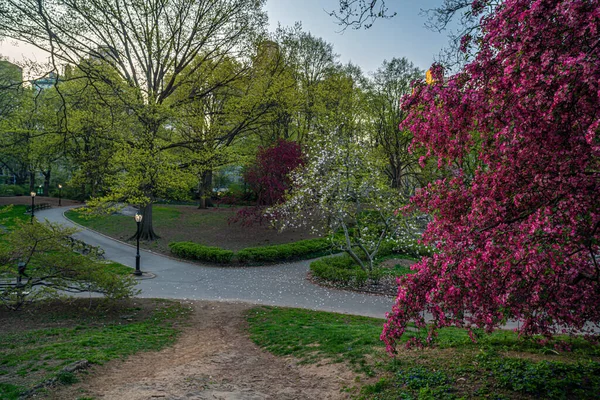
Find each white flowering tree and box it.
[273,131,418,271]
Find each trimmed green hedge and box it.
[310,255,371,286]
[168,241,234,264]
[168,238,332,265]
[236,238,332,263]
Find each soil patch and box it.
[42,301,356,399]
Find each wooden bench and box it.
[26,203,52,213]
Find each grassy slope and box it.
[0,299,191,399]
[246,306,600,399]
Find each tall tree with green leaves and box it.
[0,0,267,239]
[368,57,423,194]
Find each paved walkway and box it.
[36,207,396,319]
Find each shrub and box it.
[310,255,370,287]
[237,238,331,263]
[0,184,27,197]
[168,241,234,264]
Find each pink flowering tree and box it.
[383,0,600,352]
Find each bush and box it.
[237,238,331,263]
[0,184,27,197]
[310,255,370,287]
[168,241,234,264]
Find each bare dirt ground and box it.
[44,301,357,400]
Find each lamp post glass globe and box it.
[134,213,143,275]
[58,184,62,206]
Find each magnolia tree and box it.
[274,132,419,271]
[383,0,600,352]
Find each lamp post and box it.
[30,192,36,223]
[134,213,143,276]
[58,184,62,206]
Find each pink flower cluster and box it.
[383,0,600,353]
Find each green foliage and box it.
[0,185,27,197]
[476,350,600,399]
[0,205,28,229]
[0,383,22,400]
[310,255,369,286]
[168,241,234,264]
[236,238,331,263]
[310,253,415,287]
[0,216,138,310]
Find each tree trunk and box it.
[42,167,51,196]
[29,171,35,193]
[137,203,160,241]
[197,170,214,209]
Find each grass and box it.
[246,306,600,399]
[65,208,147,238]
[64,204,318,253]
[0,299,191,399]
[102,261,135,275]
[246,307,386,376]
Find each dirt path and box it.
[47,301,357,400]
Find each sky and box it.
[0,0,455,77]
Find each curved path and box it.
[37,207,395,319]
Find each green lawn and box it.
[64,204,319,253]
[0,299,191,399]
[246,306,600,399]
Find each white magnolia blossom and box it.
[272,130,420,271]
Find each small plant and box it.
[56,371,78,385]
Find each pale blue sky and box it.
[0,1,454,76]
[265,0,455,74]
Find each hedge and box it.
[168,241,234,264]
[236,238,332,263]
[309,255,371,287]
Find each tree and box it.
[275,131,417,272]
[233,138,303,226]
[383,0,600,352]
[0,213,138,310]
[0,0,267,240]
[368,57,423,193]
[328,0,397,30]
[246,139,304,206]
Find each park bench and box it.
[25,203,52,213]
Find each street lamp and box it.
[134,213,143,276]
[58,184,62,206]
[30,192,36,223]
